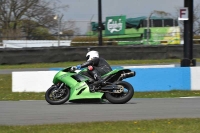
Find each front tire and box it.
[105,81,134,104]
[45,85,70,105]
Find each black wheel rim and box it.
[48,87,68,101]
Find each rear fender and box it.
[52,68,104,100]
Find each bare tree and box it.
[0,0,76,40]
[61,20,80,39]
[153,10,171,18]
[193,4,200,35]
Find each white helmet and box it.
[86,50,99,61]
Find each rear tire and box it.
[105,81,134,104]
[45,85,70,105]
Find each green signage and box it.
[105,16,126,35]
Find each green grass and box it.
[0,118,200,133]
[0,59,183,69]
[1,74,200,101]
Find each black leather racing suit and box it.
[80,57,112,81]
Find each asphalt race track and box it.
[0,98,200,125]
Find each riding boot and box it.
[92,75,107,91]
[89,69,106,90]
[93,78,106,87]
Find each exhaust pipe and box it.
[118,71,136,80]
[122,72,135,78]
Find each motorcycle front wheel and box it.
[45,85,70,105]
[105,81,134,104]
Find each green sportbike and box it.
[45,66,136,104]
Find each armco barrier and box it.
[12,65,200,92]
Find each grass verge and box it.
[0,59,183,69]
[0,118,200,133]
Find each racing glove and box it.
[76,65,81,70]
[71,66,77,71]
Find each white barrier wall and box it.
[11,65,176,92]
[12,66,200,92]
[123,64,175,69]
[190,67,200,91]
[2,40,71,48]
[12,71,58,92]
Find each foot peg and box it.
[89,85,101,93]
[89,85,97,93]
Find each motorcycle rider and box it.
[72,50,112,91]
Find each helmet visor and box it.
[86,55,90,61]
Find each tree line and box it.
[0,0,80,40]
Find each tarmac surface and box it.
[0,98,200,125]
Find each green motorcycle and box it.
[45,66,136,104]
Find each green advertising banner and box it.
[105,16,126,35]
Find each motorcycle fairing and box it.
[53,70,103,101]
[52,67,131,102]
[69,81,103,102]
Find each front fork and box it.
[58,83,64,89]
[53,83,64,94]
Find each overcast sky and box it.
[54,0,200,33]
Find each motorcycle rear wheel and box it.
[105,81,134,104]
[45,85,70,105]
